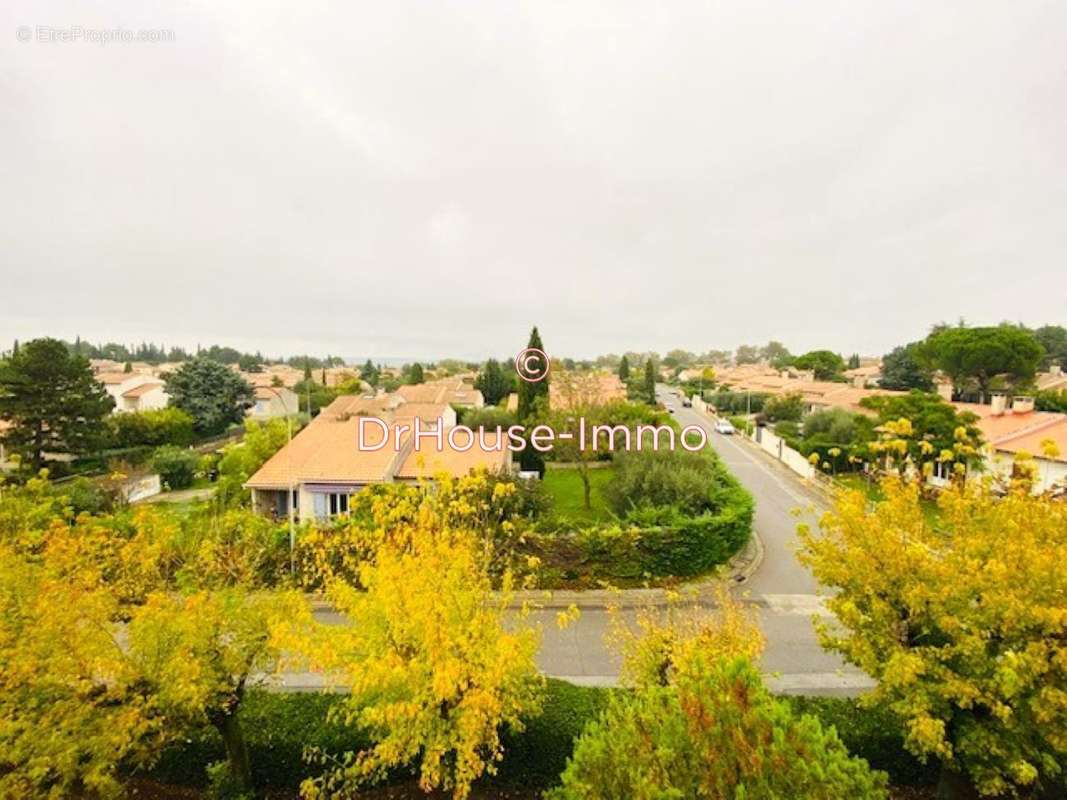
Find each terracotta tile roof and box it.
[245,414,511,488]
[122,381,165,398]
[396,432,511,479]
[97,372,139,385]
[991,417,1067,463]
[395,379,482,406]
[245,415,405,488]
[1036,371,1067,392]
[953,402,1067,457]
[392,402,450,423]
[549,373,627,409]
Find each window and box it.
[328,492,349,516]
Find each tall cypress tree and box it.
[643,358,656,404]
[517,326,549,419]
[618,354,630,381]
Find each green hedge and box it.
[147,683,936,792]
[526,465,753,585]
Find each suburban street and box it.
[287,389,873,697]
[523,388,871,696]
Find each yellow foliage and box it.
[292,496,543,800]
[799,476,1067,795]
[611,585,764,690]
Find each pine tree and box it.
[0,338,114,470]
[475,359,511,406]
[618,354,630,381]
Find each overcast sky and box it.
[2,1,1065,362]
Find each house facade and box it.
[245,387,506,522]
[97,372,170,413]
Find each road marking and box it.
[758,594,834,616]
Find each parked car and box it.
[681,398,692,408]
[714,419,735,435]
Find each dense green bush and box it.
[57,476,116,516]
[151,445,199,490]
[527,477,752,583]
[763,392,805,422]
[785,697,935,787]
[728,415,754,435]
[711,390,768,414]
[548,658,889,799]
[147,683,933,793]
[527,446,754,583]
[601,448,725,517]
[105,407,195,448]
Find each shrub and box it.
[458,406,517,429]
[148,685,935,794]
[601,448,731,518]
[524,481,753,583]
[105,407,195,449]
[711,390,768,414]
[763,392,805,422]
[58,476,115,516]
[728,415,753,435]
[548,657,888,799]
[151,445,199,490]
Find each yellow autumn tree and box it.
[0,544,164,799]
[293,495,543,800]
[128,587,307,793]
[799,476,1067,798]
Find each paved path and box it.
[134,487,215,505]
[276,391,872,697]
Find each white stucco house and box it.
[97,372,170,413]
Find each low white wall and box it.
[124,474,161,503]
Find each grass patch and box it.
[542,466,615,526]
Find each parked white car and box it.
[714,419,736,435]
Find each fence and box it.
[697,403,816,482]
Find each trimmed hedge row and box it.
[525,474,753,585]
[147,681,936,792]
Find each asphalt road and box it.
[280,389,873,696]
[520,389,870,695]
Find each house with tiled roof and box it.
[96,372,170,413]
[394,377,483,408]
[954,395,1067,494]
[245,386,503,521]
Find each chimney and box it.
[1052,364,1063,376]
[1012,396,1034,415]
[852,375,866,389]
[990,393,1008,416]
[936,382,953,401]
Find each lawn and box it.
[541,465,616,525]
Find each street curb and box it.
[306,529,766,613]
